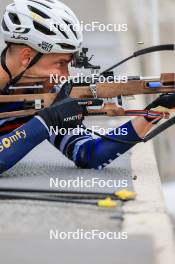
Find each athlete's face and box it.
[14,46,73,83]
[24,52,73,80]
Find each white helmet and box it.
[1,0,83,53]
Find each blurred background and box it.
[0,0,174,220]
[64,0,175,220]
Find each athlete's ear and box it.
[20,47,35,67]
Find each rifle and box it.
[0,44,174,143]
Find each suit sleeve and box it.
[49,120,141,169]
[0,117,49,173]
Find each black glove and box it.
[145,94,175,123]
[38,97,87,129]
[146,94,175,110]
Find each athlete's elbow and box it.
[76,164,102,170]
[75,160,106,170]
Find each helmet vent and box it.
[63,20,78,39]
[28,5,50,19]
[8,13,21,25]
[58,43,76,50]
[53,24,69,39]
[28,0,51,9]
[2,18,10,32]
[33,21,56,35]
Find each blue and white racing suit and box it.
[0,91,141,173]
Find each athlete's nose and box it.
[60,65,70,79]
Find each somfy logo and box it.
[0,130,27,153]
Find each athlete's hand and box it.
[144,94,175,123]
[38,97,87,129]
[146,94,175,110]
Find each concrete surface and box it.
[124,140,175,264]
[0,117,175,264]
[0,234,156,264]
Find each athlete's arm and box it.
[0,96,86,173]
[49,120,142,170]
[0,117,49,173]
[49,93,175,170]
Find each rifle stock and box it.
[71,73,174,98]
[0,73,174,119]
